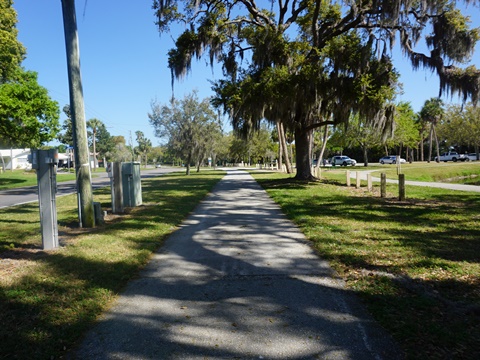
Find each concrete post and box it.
[367,174,373,192]
[346,170,350,186]
[356,171,361,188]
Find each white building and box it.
[0,148,31,170]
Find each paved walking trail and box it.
[72,170,403,360]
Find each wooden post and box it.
[356,171,361,188]
[367,173,372,191]
[381,173,386,198]
[346,170,350,186]
[399,174,406,201]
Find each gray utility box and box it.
[122,162,142,207]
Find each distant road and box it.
[0,167,178,209]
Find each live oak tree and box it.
[441,103,480,156]
[154,0,480,180]
[148,92,220,175]
[343,114,383,166]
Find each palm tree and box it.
[87,118,102,171]
[420,98,444,163]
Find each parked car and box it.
[379,155,406,164]
[330,155,357,166]
[465,153,478,161]
[155,164,162,168]
[434,151,467,162]
[312,158,329,166]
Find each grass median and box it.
[0,171,225,359]
[0,169,80,190]
[252,170,480,360]
[369,161,480,183]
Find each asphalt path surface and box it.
[0,167,178,209]
[71,170,403,360]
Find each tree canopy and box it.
[148,91,221,174]
[0,0,25,83]
[57,105,74,147]
[154,0,480,179]
[135,130,153,167]
[0,69,60,148]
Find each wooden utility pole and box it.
[61,0,95,227]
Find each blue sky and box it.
[13,1,480,147]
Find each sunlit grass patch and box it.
[252,170,480,359]
[0,171,225,359]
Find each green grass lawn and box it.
[1,167,479,359]
[0,171,225,359]
[366,161,480,182]
[252,170,480,360]
[0,169,77,190]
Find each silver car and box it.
[379,156,406,164]
[465,153,478,161]
[331,155,357,166]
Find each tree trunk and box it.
[186,152,192,175]
[420,137,424,161]
[276,121,283,172]
[212,153,217,169]
[294,128,315,180]
[92,129,97,172]
[316,125,328,170]
[61,0,94,228]
[278,122,292,173]
[432,124,440,161]
[428,123,434,163]
[363,145,368,166]
[196,154,204,172]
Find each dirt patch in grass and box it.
[0,212,128,284]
